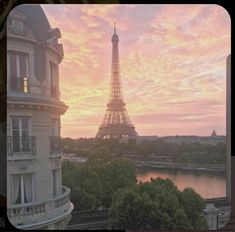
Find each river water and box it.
[64,154,226,199]
[137,168,226,199]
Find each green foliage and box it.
[109,188,162,230]
[62,138,210,229]
[62,157,137,210]
[109,178,206,230]
[62,160,102,210]
[180,187,207,229]
[87,146,112,166]
[62,138,226,164]
[95,158,137,207]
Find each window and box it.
[50,119,60,154]
[52,169,58,197]
[8,52,29,93]
[50,62,59,98]
[51,118,60,137]
[12,20,24,34]
[11,117,31,153]
[11,174,34,204]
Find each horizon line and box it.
[61,134,226,139]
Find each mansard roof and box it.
[11,5,51,42]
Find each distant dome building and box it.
[7,5,73,229]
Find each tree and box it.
[180,187,207,229]
[62,137,226,164]
[96,158,137,208]
[110,188,163,230]
[173,208,192,230]
[87,146,112,165]
[109,178,206,230]
[62,157,137,210]
[62,161,103,210]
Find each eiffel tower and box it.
[96,23,138,138]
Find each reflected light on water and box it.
[137,169,226,199]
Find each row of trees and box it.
[62,137,226,164]
[62,150,207,230]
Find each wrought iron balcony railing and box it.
[50,136,61,154]
[7,136,36,156]
[10,76,29,93]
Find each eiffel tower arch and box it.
[96,23,138,139]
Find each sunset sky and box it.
[42,4,231,138]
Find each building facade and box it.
[6,5,73,230]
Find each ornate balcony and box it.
[50,136,61,155]
[7,186,73,230]
[7,136,36,159]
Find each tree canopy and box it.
[109,178,207,230]
[62,154,137,210]
[62,141,209,229]
[62,137,226,164]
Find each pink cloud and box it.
[41,4,230,138]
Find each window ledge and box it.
[49,153,62,158]
[7,155,37,161]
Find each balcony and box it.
[7,136,36,160]
[7,186,73,230]
[50,136,61,155]
[10,76,29,93]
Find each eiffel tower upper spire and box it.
[111,22,121,100]
[112,22,119,43]
[114,22,116,34]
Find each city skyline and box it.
[42,4,231,138]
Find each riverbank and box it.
[134,161,225,173]
[63,153,225,173]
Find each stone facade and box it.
[6,5,73,230]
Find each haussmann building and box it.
[6,5,73,230]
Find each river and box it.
[137,168,226,199]
[63,154,226,199]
